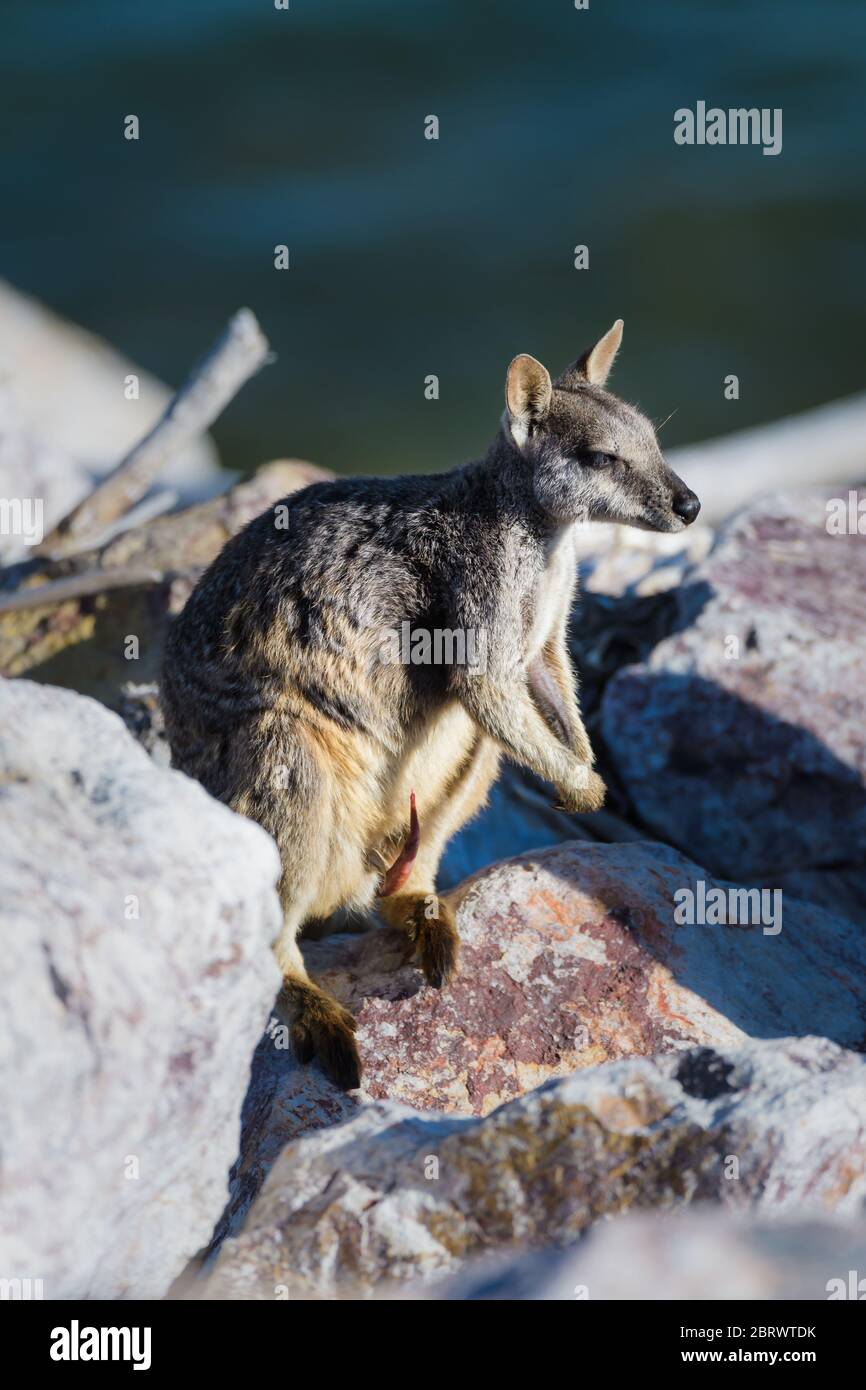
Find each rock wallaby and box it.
[161,320,700,1088]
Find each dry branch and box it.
[36,308,270,557]
[0,567,163,614]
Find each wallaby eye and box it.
[580,450,618,469]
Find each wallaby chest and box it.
[524,526,578,659]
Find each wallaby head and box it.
[503,320,700,532]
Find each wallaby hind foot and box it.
[381,893,459,989]
[279,976,361,1091]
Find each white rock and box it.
[0,678,282,1298]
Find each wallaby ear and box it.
[558,319,624,389]
[505,354,552,443]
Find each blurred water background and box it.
[2,0,865,477]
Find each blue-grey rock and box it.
[601,491,866,888]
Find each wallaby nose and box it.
[673,489,701,525]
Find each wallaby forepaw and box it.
[557,768,607,814]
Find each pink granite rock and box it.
[213,838,866,1245]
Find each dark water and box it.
[3,0,865,477]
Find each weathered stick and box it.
[0,567,163,614]
[36,308,270,557]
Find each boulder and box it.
[207,1030,361,1253]
[206,1035,866,1299]
[424,1209,866,1301]
[601,492,866,892]
[211,838,866,1245]
[0,679,283,1298]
